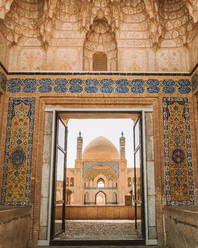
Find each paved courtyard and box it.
[55,220,142,240]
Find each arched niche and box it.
[97,178,105,188]
[84,192,89,204]
[83,18,117,71]
[95,191,106,205]
[112,192,117,204]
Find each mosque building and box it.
[63,133,141,205]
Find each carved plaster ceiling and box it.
[0,0,197,48]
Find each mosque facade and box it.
[63,133,140,206]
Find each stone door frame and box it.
[38,103,157,246]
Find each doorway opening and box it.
[50,111,145,245]
[95,191,106,205]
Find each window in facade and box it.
[128,177,132,186]
[93,53,107,71]
[66,177,69,186]
[70,177,74,186]
[97,178,105,188]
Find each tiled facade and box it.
[0,62,198,247]
[5,77,192,95]
[1,97,35,205]
[163,97,194,205]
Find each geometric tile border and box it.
[163,97,194,205]
[1,97,35,206]
[0,72,7,91]
[192,73,198,92]
[6,78,192,94]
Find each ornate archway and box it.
[95,191,106,205]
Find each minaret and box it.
[120,131,125,160]
[76,131,83,159]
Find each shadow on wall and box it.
[0,206,31,248]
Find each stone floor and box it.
[54,220,142,240]
[38,246,158,248]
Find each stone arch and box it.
[95,191,106,205]
[84,192,89,204]
[66,189,72,205]
[70,177,74,186]
[128,177,132,186]
[83,18,117,71]
[112,192,117,204]
[93,174,107,188]
[97,178,105,188]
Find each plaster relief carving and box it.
[0,0,42,46]
[159,0,196,47]
[84,17,117,70]
[0,0,197,72]
[186,0,198,23]
[157,48,185,72]
[39,0,58,48]
[51,48,82,71]
[0,0,14,19]
[18,49,44,71]
[143,0,162,49]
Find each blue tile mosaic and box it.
[69,78,83,93]
[1,97,35,206]
[162,79,175,94]
[163,97,194,205]
[0,72,7,91]
[54,78,68,93]
[8,78,21,93]
[131,79,144,94]
[100,79,114,93]
[178,79,191,94]
[192,73,198,92]
[146,79,160,93]
[23,79,36,93]
[3,72,193,95]
[116,79,129,93]
[85,79,98,93]
[38,78,52,93]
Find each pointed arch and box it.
[95,191,106,205]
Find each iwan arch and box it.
[0,0,198,247]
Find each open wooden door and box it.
[133,115,145,238]
[51,114,67,239]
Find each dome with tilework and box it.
[83,136,119,160]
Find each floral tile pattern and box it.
[8,78,22,93]
[146,79,160,93]
[0,72,7,91]
[1,97,35,206]
[163,97,194,205]
[5,77,192,95]
[162,79,175,94]
[192,73,198,92]
[38,78,52,93]
[23,79,37,93]
[54,78,68,93]
[85,79,98,93]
